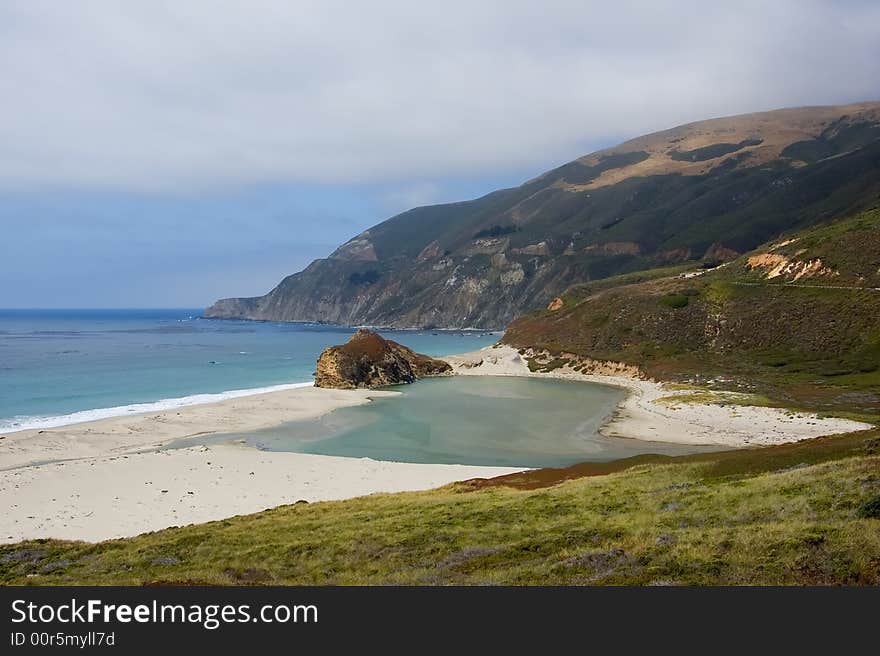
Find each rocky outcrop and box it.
[203,296,258,319]
[526,349,647,379]
[745,252,839,280]
[314,329,452,389]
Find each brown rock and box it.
[417,240,442,261]
[512,241,550,256]
[314,329,452,389]
[547,297,564,311]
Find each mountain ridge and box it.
[206,101,880,329]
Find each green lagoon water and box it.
[174,376,725,468]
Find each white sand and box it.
[0,384,523,544]
[445,345,873,447]
[1,445,523,544]
[5,344,871,544]
[1,385,397,471]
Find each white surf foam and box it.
[0,381,315,434]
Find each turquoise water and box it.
[0,309,498,432]
[175,376,726,467]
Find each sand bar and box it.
[0,384,524,543]
[1,386,397,471]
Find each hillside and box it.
[3,428,878,585]
[206,102,880,328]
[503,207,880,415]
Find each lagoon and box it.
[176,376,726,468]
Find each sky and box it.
[1,1,879,308]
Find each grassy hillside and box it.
[504,207,880,415]
[11,113,880,587]
[206,102,880,329]
[2,429,878,585]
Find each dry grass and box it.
[565,101,880,190]
[3,430,879,586]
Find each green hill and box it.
[503,207,880,415]
[206,102,880,329]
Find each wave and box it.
[0,381,315,434]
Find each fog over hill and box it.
[207,102,880,329]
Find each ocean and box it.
[0,309,499,433]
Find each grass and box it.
[504,208,880,416]
[857,494,880,519]
[561,263,696,303]
[659,293,690,309]
[526,356,570,373]
[655,391,775,409]
[2,430,879,586]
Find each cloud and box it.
[378,182,442,214]
[0,0,878,192]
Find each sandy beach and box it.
[1,385,398,471]
[3,344,873,544]
[0,384,524,543]
[1,444,526,544]
[445,345,874,446]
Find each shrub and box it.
[473,225,518,239]
[348,270,380,285]
[856,494,880,519]
[659,294,689,309]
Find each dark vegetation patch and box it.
[347,270,381,285]
[670,138,763,162]
[781,120,880,163]
[38,560,71,574]
[0,548,46,565]
[659,293,689,309]
[857,494,880,519]
[553,151,650,185]
[473,225,519,239]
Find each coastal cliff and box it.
[314,329,452,389]
[207,102,880,328]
